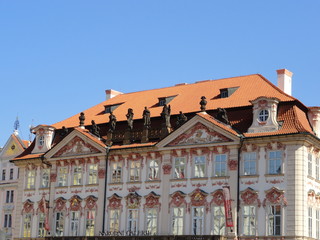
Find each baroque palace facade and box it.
[9,69,320,240]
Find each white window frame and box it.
[5,190,14,203]
[4,213,12,228]
[26,170,36,189]
[258,109,269,122]
[57,167,68,187]
[127,209,138,233]
[38,212,47,237]
[171,207,184,235]
[309,207,313,238]
[308,153,313,177]
[72,166,82,186]
[111,162,122,183]
[41,168,50,188]
[173,157,186,179]
[268,151,282,175]
[212,205,225,235]
[316,209,320,239]
[55,212,64,236]
[194,156,206,178]
[191,206,204,235]
[214,154,227,177]
[242,205,256,236]
[70,211,80,236]
[108,209,120,233]
[23,213,32,237]
[87,164,98,185]
[146,208,158,235]
[267,205,281,236]
[243,152,257,175]
[148,160,159,181]
[85,210,95,236]
[129,161,141,182]
[316,158,320,181]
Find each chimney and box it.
[277,69,293,95]
[105,89,123,100]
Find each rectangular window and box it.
[309,207,313,237]
[38,213,46,237]
[26,170,36,189]
[148,160,159,180]
[73,166,82,186]
[243,152,257,175]
[109,209,120,232]
[316,209,320,239]
[57,167,68,187]
[2,169,6,181]
[9,168,14,180]
[212,206,225,235]
[55,212,64,236]
[269,151,282,175]
[146,208,157,235]
[316,158,320,180]
[129,161,140,182]
[23,214,32,237]
[214,154,227,177]
[308,154,313,177]
[192,206,204,235]
[4,214,12,228]
[194,156,206,178]
[70,211,80,236]
[127,209,138,233]
[41,169,50,188]
[86,210,95,236]
[174,157,186,179]
[243,205,256,236]
[267,205,281,235]
[5,190,14,203]
[87,164,98,185]
[172,207,184,235]
[111,162,122,183]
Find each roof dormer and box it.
[31,125,55,154]
[248,97,280,133]
[158,95,177,106]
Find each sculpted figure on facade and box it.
[126,108,134,130]
[161,104,171,128]
[108,111,117,132]
[143,106,151,128]
[91,120,100,138]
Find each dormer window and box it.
[220,87,239,98]
[104,103,123,114]
[158,95,177,106]
[38,136,45,146]
[258,110,269,122]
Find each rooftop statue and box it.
[126,108,134,130]
[143,107,151,128]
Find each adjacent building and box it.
[10,69,320,240]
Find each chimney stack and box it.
[277,69,293,96]
[105,89,123,100]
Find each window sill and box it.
[127,181,142,184]
[39,187,50,190]
[86,183,99,186]
[211,176,230,180]
[24,188,35,191]
[56,185,68,189]
[191,177,208,180]
[145,180,161,183]
[265,174,284,177]
[308,175,315,181]
[170,178,187,182]
[70,184,83,187]
[108,182,123,185]
[240,175,259,178]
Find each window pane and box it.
[172,207,184,235]
[146,208,157,235]
[174,158,186,179]
[194,156,206,178]
[148,160,159,180]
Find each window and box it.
[212,206,225,235]
[148,160,159,180]
[26,170,36,189]
[309,207,313,237]
[57,167,68,187]
[87,164,98,184]
[267,205,281,236]
[172,207,184,235]
[214,154,227,177]
[109,209,120,232]
[70,211,80,236]
[55,212,64,236]
[308,154,313,177]
[73,166,82,185]
[129,161,140,182]
[316,158,320,180]
[38,213,47,237]
[5,190,14,203]
[243,152,256,175]
[146,208,157,235]
[23,214,32,237]
[86,210,95,236]
[194,156,206,178]
[39,136,45,146]
[192,206,204,235]
[127,209,138,233]
[258,109,269,122]
[41,169,50,188]
[269,151,282,174]
[111,162,122,183]
[174,157,186,179]
[2,169,6,181]
[243,206,256,236]
[4,214,12,228]
[316,209,320,239]
[9,168,14,180]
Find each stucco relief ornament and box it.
[126,192,141,209]
[98,168,105,178]
[22,200,34,214]
[54,198,66,212]
[85,195,97,210]
[211,190,224,206]
[69,195,82,212]
[50,172,57,182]
[170,191,187,208]
[240,188,260,206]
[190,188,208,207]
[228,159,238,170]
[263,187,287,206]
[162,164,172,175]
[108,194,122,209]
[144,192,161,210]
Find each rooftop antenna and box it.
[13,116,20,136]
[29,119,35,142]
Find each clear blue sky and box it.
[1,1,319,146]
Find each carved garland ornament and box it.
[85,195,98,210]
[36,198,49,215]
[162,164,172,175]
[189,188,208,208]
[126,192,141,209]
[240,188,260,207]
[263,187,287,206]
[69,195,82,212]
[211,189,224,206]
[108,194,123,209]
[54,197,67,212]
[22,200,34,215]
[169,191,187,208]
[144,191,161,210]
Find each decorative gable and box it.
[167,122,232,147]
[52,136,101,158]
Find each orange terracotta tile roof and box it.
[53,74,296,129]
[13,153,43,161]
[73,127,106,148]
[110,142,157,150]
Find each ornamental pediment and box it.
[166,122,232,147]
[52,136,101,158]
